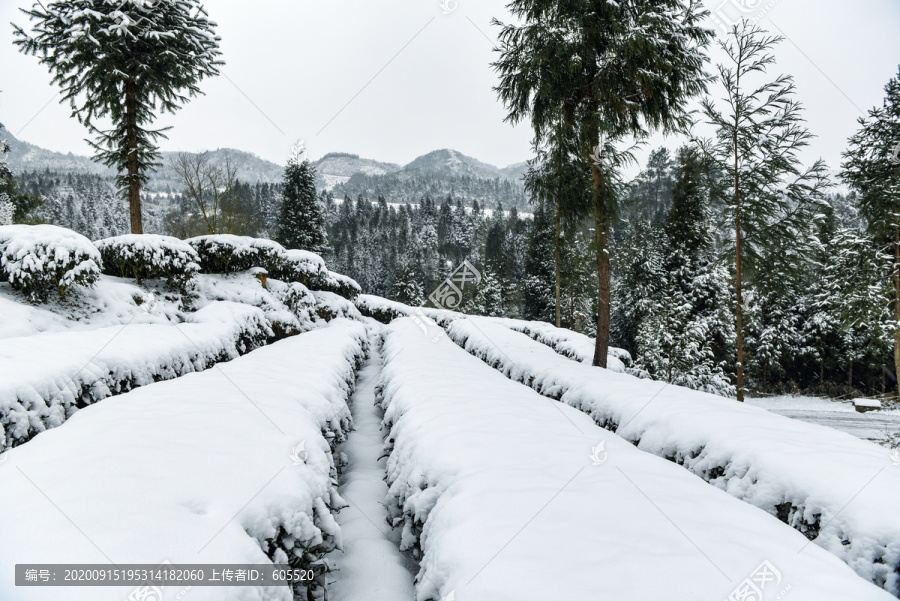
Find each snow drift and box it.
[0,301,271,451]
[447,316,900,595]
[0,319,368,601]
[377,317,892,601]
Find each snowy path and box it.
[748,395,900,445]
[329,340,417,601]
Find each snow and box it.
[748,395,900,445]
[322,270,362,299]
[0,319,368,601]
[285,249,327,272]
[379,317,892,601]
[95,233,200,283]
[855,398,884,409]
[192,273,308,337]
[0,301,271,451]
[445,317,900,594]
[313,291,364,322]
[327,339,417,601]
[0,224,101,300]
[486,315,631,372]
[188,235,288,273]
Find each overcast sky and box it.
[1,0,898,175]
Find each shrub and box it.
[95,234,200,290]
[188,235,287,274]
[273,249,328,287]
[0,224,101,301]
[272,280,317,324]
[314,270,361,301]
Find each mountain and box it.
[2,126,114,176]
[313,153,400,191]
[402,149,502,180]
[329,149,530,209]
[2,127,529,203]
[153,148,284,192]
[312,150,527,192]
[499,161,529,184]
[2,126,284,191]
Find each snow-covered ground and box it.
[748,395,900,446]
[0,301,271,450]
[379,317,892,601]
[446,316,900,594]
[5,274,900,600]
[327,338,417,601]
[486,315,632,372]
[0,319,367,601]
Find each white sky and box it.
[1,0,898,176]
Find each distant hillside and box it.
[313,152,400,191]
[152,148,284,192]
[2,126,114,176]
[2,126,284,191]
[331,149,530,209]
[1,128,531,206]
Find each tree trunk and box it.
[894,225,899,398]
[591,154,610,369]
[555,196,562,328]
[125,78,143,234]
[569,284,575,330]
[820,362,824,387]
[734,108,744,402]
[763,363,767,394]
[848,361,853,389]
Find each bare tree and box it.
[171,152,258,236]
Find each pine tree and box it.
[842,68,900,398]
[524,116,592,326]
[699,21,830,401]
[522,202,556,322]
[392,262,424,306]
[14,0,222,234]
[276,143,328,254]
[494,0,713,368]
[465,270,505,317]
[0,128,12,225]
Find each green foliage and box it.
[95,234,199,290]
[0,225,101,301]
[522,203,555,322]
[188,235,287,275]
[276,155,328,255]
[14,0,222,230]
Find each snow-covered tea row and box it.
[0,301,271,452]
[354,293,460,325]
[377,318,891,601]
[0,225,361,303]
[447,317,900,595]
[487,315,632,372]
[0,319,368,601]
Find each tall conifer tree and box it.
[276,143,328,254]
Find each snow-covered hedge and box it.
[0,301,272,451]
[274,249,329,287]
[95,233,200,290]
[0,224,102,301]
[313,290,364,322]
[315,270,361,300]
[378,318,891,601]
[193,273,316,339]
[269,279,318,326]
[354,293,461,326]
[488,316,632,372]
[447,316,900,595]
[0,319,368,601]
[188,234,288,274]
